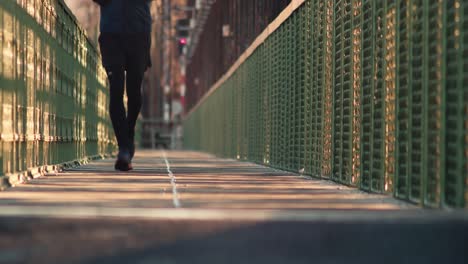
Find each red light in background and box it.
[179,38,187,45]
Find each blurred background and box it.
[65,0,291,150]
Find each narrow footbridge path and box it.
[0,151,466,264]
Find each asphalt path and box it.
[0,150,466,264]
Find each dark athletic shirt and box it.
[99,0,152,34]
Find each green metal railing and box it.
[184,0,468,208]
[0,0,116,185]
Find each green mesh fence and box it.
[184,0,468,208]
[0,0,116,184]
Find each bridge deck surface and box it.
[0,150,466,264]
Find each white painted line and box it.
[162,151,181,208]
[0,206,465,222]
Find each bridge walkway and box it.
[0,150,466,263]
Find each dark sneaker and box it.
[114,151,132,171]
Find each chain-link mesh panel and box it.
[0,0,116,181]
[184,0,468,208]
[424,1,444,206]
[395,0,411,200]
[384,1,397,195]
[445,0,467,207]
